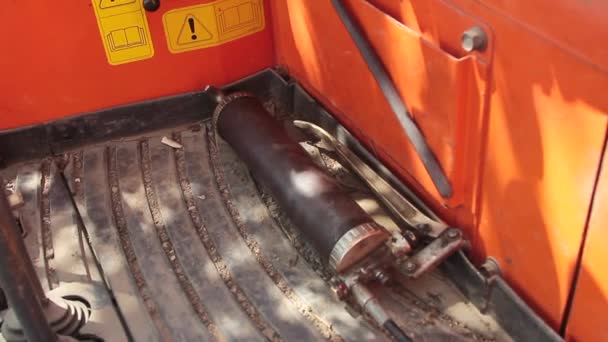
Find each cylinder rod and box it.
[0,181,56,342]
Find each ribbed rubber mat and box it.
[3,122,491,341]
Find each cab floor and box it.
[1,121,503,341]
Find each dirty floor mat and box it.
[1,122,498,341]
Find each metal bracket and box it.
[398,228,467,279]
[479,257,501,313]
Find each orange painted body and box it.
[566,149,608,341]
[0,0,274,130]
[271,1,608,338]
[1,0,607,340]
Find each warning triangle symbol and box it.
[177,15,213,45]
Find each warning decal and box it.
[92,0,154,65]
[178,16,213,44]
[163,0,265,54]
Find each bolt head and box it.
[480,257,501,277]
[461,26,487,52]
[446,228,461,239]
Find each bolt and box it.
[373,269,391,285]
[480,257,501,278]
[446,228,461,239]
[403,261,418,273]
[461,26,487,52]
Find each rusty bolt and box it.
[480,257,502,278]
[446,228,461,240]
[461,26,487,52]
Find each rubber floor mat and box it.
[1,121,498,341]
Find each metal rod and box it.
[331,0,453,198]
[0,181,56,342]
[293,120,448,238]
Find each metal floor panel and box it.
[1,121,501,341]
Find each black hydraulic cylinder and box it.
[0,182,57,342]
[214,94,388,272]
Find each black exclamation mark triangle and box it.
[188,17,197,40]
[177,14,213,45]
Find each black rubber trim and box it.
[0,91,212,167]
[331,0,453,198]
[0,69,282,168]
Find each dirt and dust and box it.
[106,145,174,341]
[207,125,342,341]
[139,140,221,340]
[172,132,283,342]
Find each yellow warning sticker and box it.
[163,0,265,54]
[92,0,154,65]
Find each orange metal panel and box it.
[565,146,608,342]
[2,0,608,336]
[271,0,491,213]
[472,0,608,71]
[447,0,608,329]
[271,0,608,330]
[0,0,274,130]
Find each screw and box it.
[403,261,418,273]
[446,228,461,239]
[461,26,487,52]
